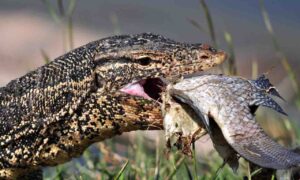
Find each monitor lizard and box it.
[0,33,227,179]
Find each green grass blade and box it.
[40,49,50,64]
[212,162,225,180]
[224,31,237,75]
[67,0,77,16]
[250,168,262,176]
[166,156,185,180]
[42,0,61,23]
[54,165,66,180]
[192,142,199,180]
[199,0,217,47]
[187,18,208,34]
[57,0,64,16]
[67,17,74,49]
[259,0,279,52]
[259,0,300,95]
[281,57,299,94]
[110,13,121,35]
[252,60,258,79]
[247,162,251,180]
[114,160,129,180]
[154,137,160,180]
[183,162,193,180]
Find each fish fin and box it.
[251,94,287,116]
[268,88,286,101]
[250,75,272,90]
[251,75,285,101]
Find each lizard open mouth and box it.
[120,78,166,101]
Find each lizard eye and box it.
[137,57,152,66]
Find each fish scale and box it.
[168,74,299,170]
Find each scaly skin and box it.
[169,74,300,170]
[0,33,226,179]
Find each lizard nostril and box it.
[200,55,209,59]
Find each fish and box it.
[163,74,299,170]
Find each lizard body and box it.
[0,33,226,179]
[168,74,300,170]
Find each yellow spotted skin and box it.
[0,33,227,179]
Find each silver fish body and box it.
[168,74,299,169]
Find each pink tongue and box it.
[120,80,151,99]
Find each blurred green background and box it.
[0,0,299,179]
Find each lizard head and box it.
[94,33,227,100]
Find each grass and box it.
[42,0,76,52]
[41,0,300,179]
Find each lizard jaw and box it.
[120,78,166,101]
